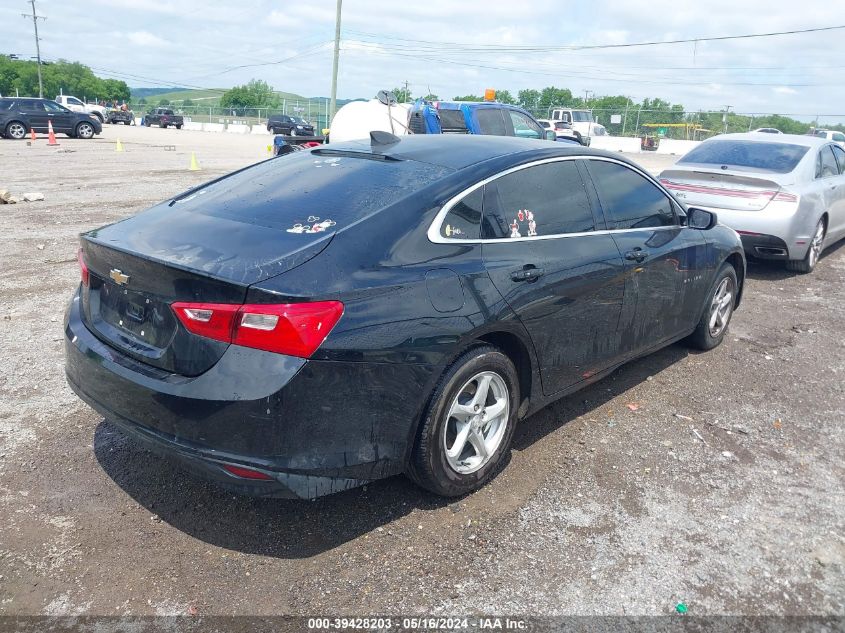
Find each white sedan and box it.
[659,133,845,273]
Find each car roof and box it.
[705,132,830,148]
[320,134,627,170]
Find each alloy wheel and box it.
[77,123,94,139]
[442,371,509,475]
[808,220,825,270]
[7,123,26,139]
[708,277,734,338]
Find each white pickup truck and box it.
[549,108,607,147]
[54,95,108,123]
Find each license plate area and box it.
[94,276,178,351]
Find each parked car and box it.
[55,95,107,123]
[548,108,607,146]
[537,118,582,144]
[65,135,744,499]
[107,108,135,125]
[144,108,183,129]
[751,128,782,134]
[810,129,845,148]
[267,114,315,136]
[659,133,845,273]
[0,97,102,140]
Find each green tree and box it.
[158,98,171,106]
[390,86,411,103]
[518,89,541,109]
[183,98,195,108]
[421,93,439,101]
[453,94,483,101]
[495,89,516,104]
[0,56,129,101]
[221,79,281,113]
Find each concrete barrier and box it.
[251,125,271,135]
[226,124,250,134]
[202,123,225,133]
[656,139,700,156]
[589,136,642,153]
[184,122,203,131]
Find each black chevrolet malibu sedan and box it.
[65,135,745,499]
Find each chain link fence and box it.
[126,100,331,131]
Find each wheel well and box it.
[477,331,533,408]
[724,252,745,307]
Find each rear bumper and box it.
[64,289,431,498]
[738,233,790,260]
[692,204,814,261]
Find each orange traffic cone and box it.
[47,120,59,146]
[30,127,36,141]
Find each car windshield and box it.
[292,117,308,124]
[571,111,593,122]
[678,140,809,174]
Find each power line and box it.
[344,24,845,53]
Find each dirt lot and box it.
[0,125,843,618]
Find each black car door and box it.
[582,158,710,357]
[480,158,626,394]
[43,100,75,132]
[19,100,47,131]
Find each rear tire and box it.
[786,218,825,274]
[409,346,519,497]
[687,263,738,350]
[4,121,27,140]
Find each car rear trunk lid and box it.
[660,169,787,211]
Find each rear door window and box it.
[438,109,467,133]
[19,101,45,113]
[482,161,596,238]
[818,146,840,178]
[832,145,845,174]
[475,109,508,136]
[585,160,677,230]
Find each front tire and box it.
[786,218,825,274]
[687,263,738,350]
[409,346,519,497]
[175,124,182,129]
[75,122,95,139]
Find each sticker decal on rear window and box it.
[286,217,337,234]
[509,209,536,237]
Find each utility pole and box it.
[328,0,342,124]
[22,0,46,98]
[583,90,592,107]
[402,80,410,102]
[723,105,732,134]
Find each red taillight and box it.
[78,248,89,286]
[772,191,798,203]
[222,464,274,480]
[171,300,343,358]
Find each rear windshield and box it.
[185,149,452,230]
[679,140,809,174]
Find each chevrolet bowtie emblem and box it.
[109,269,130,285]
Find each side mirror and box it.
[545,130,557,141]
[687,207,717,230]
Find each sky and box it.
[3,0,844,122]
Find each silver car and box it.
[659,133,845,273]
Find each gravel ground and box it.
[0,126,842,618]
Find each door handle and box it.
[510,266,545,282]
[625,249,649,262]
